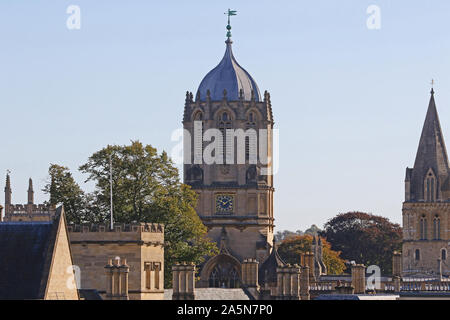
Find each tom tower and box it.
[183,18,275,287]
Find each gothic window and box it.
[208,260,240,288]
[419,215,428,240]
[218,111,232,164]
[209,267,220,288]
[193,111,204,163]
[424,169,437,202]
[442,249,447,261]
[245,112,257,162]
[228,268,240,288]
[433,215,441,240]
[415,249,420,261]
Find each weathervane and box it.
[224,9,237,39]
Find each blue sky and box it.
[1,1,450,231]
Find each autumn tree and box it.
[277,235,346,275]
[319,212,402,274]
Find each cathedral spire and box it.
[409,87,450,201]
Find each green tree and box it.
[278,235,346,275]
[78,141,217,287]
[319,211,402,274]
[42,164,90,224]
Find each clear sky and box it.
[1,1,450,231]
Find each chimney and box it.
[351,264,366,294]
[300,265,310,300]
[172,263,195,300]
[104,257,129,300]
[392,251,402,277]
[242,259,259,298]
[304,252,315,281]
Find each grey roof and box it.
[0,222,54,299]
[409,89,450,201]
[0,207,65,299]
[197,39,261,102]
[164,288,250,300]
[258,247,286,287]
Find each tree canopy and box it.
[319,211,402,274]
[277,235,346,275]
[43,141,217,287]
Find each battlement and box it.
[68,222,164,245]
[68,222,163,233]
[7,204,54,215]
[3,203,56,222]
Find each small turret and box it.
[27,178,34,205]
[4,173,11,206]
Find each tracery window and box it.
[433,215,441,240]
[420,215,428,240]
[424,169,437,201]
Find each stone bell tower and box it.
[183,15,275,287]
[403,87,450,276]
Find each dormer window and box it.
[424,169,437,202]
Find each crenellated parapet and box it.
[68,223,164,246]
[68,222,163,233]
[4,204,56,222]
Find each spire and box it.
[410,87,450,201]
[4,172,11,206]
[28,178,34,205]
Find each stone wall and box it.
[68,223,164,300]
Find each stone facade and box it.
[68,223,164,300]
[183,28,274,289]
[45,209,80,300]
[402,89,450,276]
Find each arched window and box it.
[420,215,428,240]
[245,112,257,162]
[442,249,447,261]
[209,267,220,288]
[193,111,204,163]
[424,169,437,201]
[228,268,240,288]
[415,249,420,261]
[433,215,441,240]
[218,111,232,164]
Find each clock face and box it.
[216,195,234,213]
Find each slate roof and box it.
[164,288,250,300]
[258,247,286,287]
[197,39,261,102]
[0,208,64,299]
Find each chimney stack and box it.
[172,263,195,300]
[104,257,129,300]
